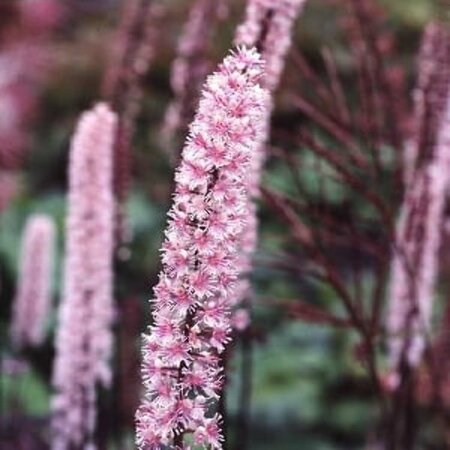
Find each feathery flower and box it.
[11,214,55,348]
[52,103,116,450]
[387,94,450,375]
[136,47,269,449]
[231,0,306,324]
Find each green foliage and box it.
[1,367,50,416]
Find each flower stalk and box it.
[136,47,269,449]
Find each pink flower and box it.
[136,47,269,449]
[51,103,117,450]
[11,214,55,348]
[387,94,450,370]
[232,308,251,331]
[230,1,307,329]
[193,415,224,449]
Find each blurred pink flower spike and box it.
[136,47,269,449]
[11,213,56,348]
[235,0,307,91]
[387,94,450,373]
[230,0,307,328]
[51,103,117,450]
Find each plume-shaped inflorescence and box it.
[11,214,55,348]
[51,103,116,450]
[387,23,450,375]
[136,48,269,449]
[231,0,306,323]
[387,100,450,375]
[234,0,307,194]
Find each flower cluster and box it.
[52,103,116,450]
[230,0,306,325]
[234,0,307,91]
[387,94,450,375]
[11,214,55,348]
[136,47,269,449]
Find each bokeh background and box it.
[1,0,449,449]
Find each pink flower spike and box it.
[193,415,224,450]
[136,47,269,449]
[387,93,450,371]
[51,103,117,450]
[11,214,56,348]
[227,0,307,332]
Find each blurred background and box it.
[1,0,449,449]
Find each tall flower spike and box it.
[234,0,307,187]
[52,103,116,450]
[11,214,55,348]
[387,93,450,379]
[136,47,269,449]
[231,0,306,325]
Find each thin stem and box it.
[234,326,253,450]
